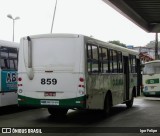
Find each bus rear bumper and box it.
[18,95,86,109]
[143,91,160,96]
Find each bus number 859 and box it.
[41,78,57,85]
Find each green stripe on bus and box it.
[143,91,160,96]
[18,95,86,109]
[145,78,159,84]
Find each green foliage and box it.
[109,40,126,48]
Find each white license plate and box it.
[40,100,59,105]
[149,92,155,95]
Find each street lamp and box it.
[7,14,20,42]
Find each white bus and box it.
[0,40,19,107]
[18,34,141,116]
[143,60,160,96]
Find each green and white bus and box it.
[143,60,160,96]
[0,40,19,107]
[18,34,141,116]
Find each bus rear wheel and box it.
[48,108,68,116]
[103,93,112,115]
[126,93,134,108]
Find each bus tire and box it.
[126,92,134,108]
[48,108,68,116]
[103,93,112,115]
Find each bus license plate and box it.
[44,92,56,97]
[149,92,155,95]
[41,100,59,105]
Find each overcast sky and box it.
[0,0,158,46]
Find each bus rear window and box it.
[31,38,77,69]
[143,63,160,75]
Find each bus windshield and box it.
[143,62,160,75]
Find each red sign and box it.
[44,92,56,97]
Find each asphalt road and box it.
[0,96,160,136]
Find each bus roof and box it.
[85,36,139,56]
[22,33,80,39]
[0,40,19,48]
[22,33,139,56]
[145,60,160,65]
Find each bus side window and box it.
[0,58,9,69]
[130,55,136,73]
[0,59,5,69]
[99,47,109,73]
[14,60,18,70]
[87,45,92,73]
[109,49,118,73]
[0,47,18,70]
[118,51,123,73]
[92,45,99,73]
[113,50,118,73]
[0,47,9,69]
[9,59,14,70]
[109,50,113,73]
[99,47,103,73]
[133,56,137,73]
[8,47,18,70]
[87,44,99,74]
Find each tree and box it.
[109,40,126,48]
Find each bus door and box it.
[136,59,141,96]
[123,56,130,100]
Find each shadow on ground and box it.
[0,105,37,115]
[35,104,137,126]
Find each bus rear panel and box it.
[18,34,86,109]
[143,60,160,96]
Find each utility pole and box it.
[50,0,57,33]
[155,33,158,60]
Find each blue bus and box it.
[0,40,19,107]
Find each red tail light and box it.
[79,77,84,82]
[18,77,22,81]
